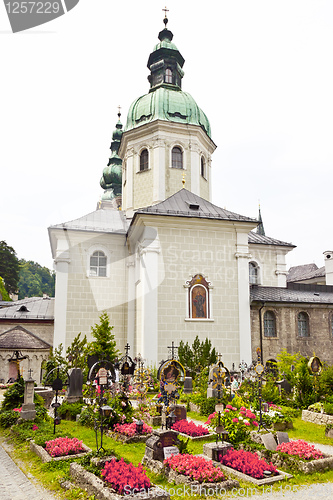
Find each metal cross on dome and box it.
[162,6,169,19]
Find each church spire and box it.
[147,8,185,91]
[256,205,265,236]
[99,111,123,207]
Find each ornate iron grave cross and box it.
[167,341,178,360]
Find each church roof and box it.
[287,264,325,282]
[0,296,54,320]
[248,231,295,248]
[250,284,333,304]
[0,325,51,350]
[134,189,258,223]
[49,208,129,235]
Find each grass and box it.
[1,414,333,499]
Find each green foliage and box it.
[0,410,20,428]
[18,259,55,299]
[1,377,25,410]
[261,376,281,405]
[200,397,218,417]
[276,349,302,385]
[0,240,20,294]
[58,401,85,420]
[87,312,120,362]
[0,276,10,301]
[177,436,193,454]
[42,344,68,385]
[321,364,333,394]
[294,359,316,408]
[178,336,217,378]
[66,333,88,371]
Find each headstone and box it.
[261,432,277,451]
[279,379,292,394]
[171,404,186,422]
[67,368,83,403]
[276,431,290,445]
[203,441,233,461]
[20,378,36,420]
[144,429,179,461]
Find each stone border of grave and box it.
[108,431,152,444]
[189,402,201,413]
[69,462,170,500]
[30,440,92,463]
[216,462,292,486]
[147,416,161,426]
[248,431,333,474]
[302,409,333,426]
[142,456,239,490]
[176,431,214,441]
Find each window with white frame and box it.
[140,148,149,171]
[89,251,107,277]
[172,146,183,169]
[249,262,259,284]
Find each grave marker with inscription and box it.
[20,377,36,420]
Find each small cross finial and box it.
[125,343,130,356]
[28,368,33,379]
[182,172,186,188]
[162,6,169,26]
[117,105,121,118]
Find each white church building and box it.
[48,15,295,368]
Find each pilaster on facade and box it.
[53,245,71,350]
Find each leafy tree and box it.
[276,348,302,386]
[178,336,217,378]
[42,344,67,386]
[66,333,87,370]
[86,312,120,362]
[0,277,10,301]
[0,241,19,294]
[18,259,55,299]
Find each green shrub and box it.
[200,397,218,416]
[323,402,333,415]
[1,378,25,410]
[0,410,19,428]
[58,400,85,420]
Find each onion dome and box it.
[125,14,211,138]
[100,113,123,201]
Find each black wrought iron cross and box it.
[168,341,178,359]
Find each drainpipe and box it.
[258,302,265,363]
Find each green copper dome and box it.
[125,87,211,137]
[124,16,211,138]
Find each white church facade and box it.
[48,15,296,368]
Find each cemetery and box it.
[1,315,333,499]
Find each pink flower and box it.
[32,425,38,431]
[225,409,230,413]
[232,418,239,423]
[13,408,22,412]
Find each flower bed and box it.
[30,438,91,463]
[46,436,85,457]
[276,440,323,460]
[70,462,170,500]
[206,405,258,444]
[102,458,151,494]
[164,454,226,483]
[171,420,209,438]
[220,448,278,479]
[114,422,152,437]
[110,421,153,444]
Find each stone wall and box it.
[250,303,333,365]
[302,409,333,426]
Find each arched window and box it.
[264,311,276,337]
[172,146,183,169]
[165,68,173,84]
[201,157,206,178]
[186,274,211,319]
[90,251,107,277]
[249,262,258,284]
[140,149,149,171]
[298,312,309,337]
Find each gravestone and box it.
[261,432,277,451]
[203,441,233,461]
[144,429,179,461]
[20,378,36,420]
[67,368,83,403]
[276,431,290,445]
[276,378,292,394]
[171,404,186,422]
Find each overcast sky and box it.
[1,0,332,271]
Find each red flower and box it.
[45,437,84,457]
[164,454,225,483]
[220,449,278,479]
[171,420,209,437]
[276,440,323,460]
[102,458,151,494]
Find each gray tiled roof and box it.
[0,326,51,349]
[0,297,54,320]
[135,189,258,223]
[250,285,333,304]
[287,264,325,282]
[248,232,295,248]
[49,208,129,234]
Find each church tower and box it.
[119,14,217,217]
